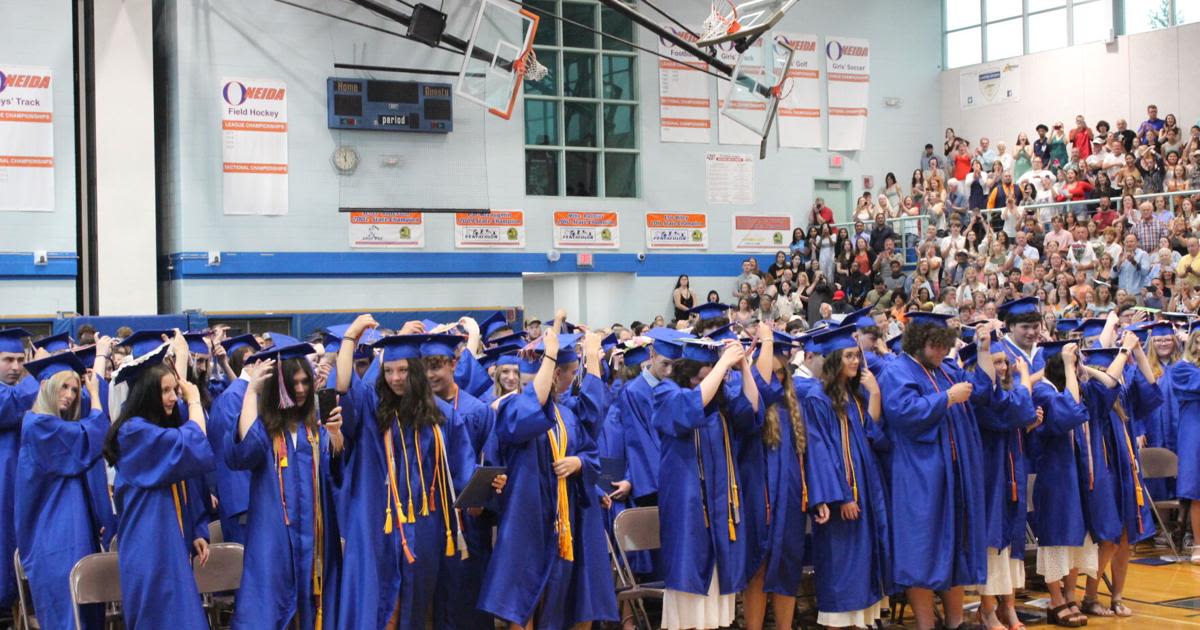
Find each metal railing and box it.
[1014,186,1199,212]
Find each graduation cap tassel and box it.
[457,524,469,561]
[277,361,296,409]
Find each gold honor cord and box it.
[307,429,325,630]
[548,405,574,561]
[383,420,416,564]
[171,479,189,537]
[719,415,740,542]
[842,399,863,504]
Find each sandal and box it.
[1110,598,1133,617]
[1190,548,1200,565]
[976,609,1006,630]
[1049,603,1083,627]
[1079,598,1113,617]
[1067,602,1088,625]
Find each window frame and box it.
[943,0,1117,68]
[523,0,640,198]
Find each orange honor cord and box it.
[719,415,740,541]
[432,426,455,557]
[1120,422,1146,533]
[306,428,325,630]
[399,427,417,522]
[274,433,291,526]
[843,399,863,503]
[385,421,416,563]
[548,405,574,561]
[413,428,430,517]
[914,358,959,461]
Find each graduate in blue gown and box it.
[1168,329,1200,564]
[742,326,810,630]
[206,334,260,544]
[332,317,483,630]
[0,327,37,612]
[999,296,1046,375]
[1141,322,1182,499]
[798,324,891,629]
[970,327,1038,630]
[651,333,761,630]
[15,353,109,630]
[878,312,986,630]
[1027,342,1098,627]
[477,328,618,630]
[103,337,215,630]
[227,338,343,630]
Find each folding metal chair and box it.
[13,550,38,630]
[612,507,664,630]
[68,552,122,630]
[208,520,225,544]
[194,543,244,628]
[1139,447,1185,559]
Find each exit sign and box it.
[829,155,844,168]
[577,252,594,267]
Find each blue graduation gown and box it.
[114,418,216,630]
[455,351,493,400]
[1002,338,1045,373]
[617,372,662,502]
[16,408,110,630]
[802,384,890,612]
[972,368,1035,558]
[730,371,770,586]
[879,354,987,590]
[80,381,118,550]
[226,419,342,630]
[1106,370,1160,544]
[1078,381,1124,543]
[652,377,763,596]
[1027,382,1091,547]
[434,387,497,630]
[0,375,38,607]
[478,384,617,628]
[208,380,253,544]
[1144,361,1178,499]
[1170,362,1200,500]
[597,403,653,574]
[751,368,809,596]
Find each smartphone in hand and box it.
[317,388,338,423]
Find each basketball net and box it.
[518,49,549,82]
[700,0,740,42]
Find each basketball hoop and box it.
[521,49,549,82]
[699,0,740,43]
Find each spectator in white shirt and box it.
[1066,225,1097,276]
[995,140,1013,173]
[939,221,967,271]
[977,137,998,171]
[1017,156,1056,186]
[932,290,959,317]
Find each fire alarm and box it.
[829,155,844,168]
[577,252,594,268]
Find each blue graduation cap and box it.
[623,343,651,368]
[958,343,978,368]
[688,302,730,321]
[706,323,739,342]
[486,331,528,348]
[535,332,582,364]
[246,339,315,364]
[1081,347,1120,368]
[479,312,513,340]
[841,307,877,330]
[1161,312,1195,325]
[24,352,87,382]
[809,324,858,355]
[643,327,685,360]
[1124,323,1152,344]
[1077,318,1107,339]
[601,332,618,353]
[1055,318,1082,334]
[757,330,798,357]
[72,345,97,366]
[886,332,904,354]
[33,332,71,354]
[265,332,299,349]
[679,338,723,364]
[372,335,425,362]
[220,333,261,355]
[519,356,541,374]
[420,319,441,333]
[114,344,171,386]
[998,296,1040,321]
[420,333,465,358]
[0,328,31,354]
[183,332,212,356]
[482,343,523,370]
[119,330,171,357]
[1039,340,1074,360]
[353,345,375,362]
[320,324,353,353]
[960,326,976,343]
[905,311,953,328]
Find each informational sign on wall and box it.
[658,27,712,143]
[959,63,1020,109]
[825,37,870,151]
[705,152,754,205]
[731,213,792,252]
[221,77,288,215]
[553,211,620,248]
[0,65,54,211]
[645,212,709,249]
[454,210,526,248]
[348,211,425,248]
[774,34,822,149]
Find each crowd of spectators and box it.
[716,104,1200,336]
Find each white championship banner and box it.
[553,211,620,248]
[658,27,712,143]
[960,63,1020,110]
[716,39,766,146]
[774,34,821,149]
[221,77,288,215]
[0,65,54,211]
[825,37,869,151]
[349,211,425,248]
[454,210,527,248]
[645,212,708,249]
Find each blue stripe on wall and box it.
[168,251,778,279]
[0,252,78,279]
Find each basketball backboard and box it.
[696,0,800,48]
[720,36,795,140]
[456,0,541,120]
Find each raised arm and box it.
[236,359,273,440]
[699,341,741,408]
[755,322,774,388]
[336,313,377,394]
[533,328,559,406]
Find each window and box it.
[1125,0,1184,32]
[523,1,639,197]
[944,0,1114,67]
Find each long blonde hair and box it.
[31,371,82,420]
[1147,336,1182,379]
[762,360,806,461]
[1184,330,1200,364]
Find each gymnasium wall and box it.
[0,0,77,315]
[156,0,945,323]
[940,21,1200,149]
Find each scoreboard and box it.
[326,77,453,133]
